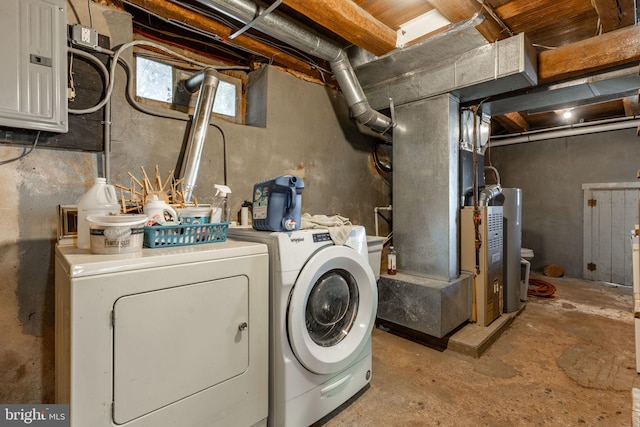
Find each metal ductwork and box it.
[192,0,393,136]
[179,68,220,202]
[478,184,502,206]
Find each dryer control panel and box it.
[312,232,332,243]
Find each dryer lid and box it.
[287,245,377,375]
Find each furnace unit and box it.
[461,206,504,326]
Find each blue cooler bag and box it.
[252,175,304,231]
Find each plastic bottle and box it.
[77,177,120,249]
[212,184,232,223]
[387,246,397,275]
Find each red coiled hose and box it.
[528,278,556,298]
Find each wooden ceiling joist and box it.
[591,0,635,32]
[281,0,396,55]
[493,112,530,133]
[623,92,640,116]
[123,0,327,80]
[427,0,508,42]
[353,0,435,30]
[538,24,640,83]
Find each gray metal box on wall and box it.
[0,0,68,133]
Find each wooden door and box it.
[583,183,640,286]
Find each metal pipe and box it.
[193,0,393,136]
[179,68,220,202]
[67,47,113,181]
[478,184,502,206]
[489,116,640,147]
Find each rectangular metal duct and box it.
[394,94,460,281]
[356,32,537,110]
[352,14,488,86]
[481,65,640,116]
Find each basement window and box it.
[136,57,173,103]
[135,55,243,123]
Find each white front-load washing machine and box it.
[228,226,377,427]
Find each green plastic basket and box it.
[143,222,230,248]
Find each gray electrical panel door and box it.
[0,0,67,133]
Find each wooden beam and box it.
[281,0,396,55]
[538,24,640,83]
[493,112,530,133]
[427,0,509,42]
[353,0,435,30]
[623,92,640,116]
[591,0,635,32]
[123,0,327,80]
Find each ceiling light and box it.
[562,110,573,120]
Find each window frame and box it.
[134,53,245,125]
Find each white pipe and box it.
[489,117,640,147]
[484,165,500,186]
[374,205,392,237]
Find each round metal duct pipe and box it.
[193,0,393,135]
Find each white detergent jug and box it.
[77,177,120,249]
[144,195,178,225]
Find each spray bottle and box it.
[212,184,231,223]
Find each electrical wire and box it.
[124,0,329,75]
[68,52,76,98]
[0,131,41,165]
[88,0,93,28]
[67,47,110,114]
[528,278,557,298]
[212,123,228,185]
[590,0,604,36]
[162,0,331,75]
[133,24,245,64]
[68,40,249,116]
[117,55,229,185]
[484,165,500,186]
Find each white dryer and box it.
[228,226,377,427]
[55,241,269,427]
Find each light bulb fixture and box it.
[562,110,573,120]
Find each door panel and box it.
[583,185,639,285]
[113,276,249,424]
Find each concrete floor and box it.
[319,274,638,426]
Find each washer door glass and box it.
[306,269,358,347]
[288,245,377,375]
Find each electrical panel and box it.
[0,0,68,133]
[461,206,504,326]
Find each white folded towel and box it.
[300,213,353,245]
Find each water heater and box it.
[461,206,504,326]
